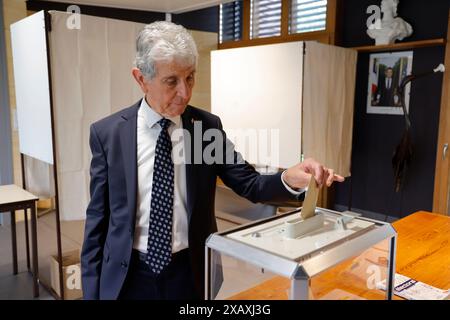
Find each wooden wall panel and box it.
[432,11,450,215]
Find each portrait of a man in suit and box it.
[374,67,399,106]
[80,21,344,300]
[367,51,413,115]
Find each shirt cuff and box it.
[281,170,307,196]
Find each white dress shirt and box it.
[386,78,392,89]
[134,98,189,254]
[133,98,304,254]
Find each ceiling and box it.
[43,0,233,13]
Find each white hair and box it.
[135,21,198,79]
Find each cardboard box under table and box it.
[50,249,83,299]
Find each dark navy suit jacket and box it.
[81,100,303,299]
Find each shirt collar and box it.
[139,97,181,129]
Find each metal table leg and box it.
[290,277,310,300]
[30,204,39,297]
[10,210,18,275]
[24,208,31,271]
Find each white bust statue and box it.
[367,0,413,45]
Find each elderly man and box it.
[81,21,344,300]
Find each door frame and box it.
[433,10,450,215]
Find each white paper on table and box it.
[377,273,450,300]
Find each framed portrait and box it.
[367,51,414,115]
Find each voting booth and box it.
[206,207,397,300]
[211,41,357,176]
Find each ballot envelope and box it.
[205,207,397,300]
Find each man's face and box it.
[385,69,393,78]
[134,59,195,117]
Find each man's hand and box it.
[283,158,345,189]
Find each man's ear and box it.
[132,68,148,93]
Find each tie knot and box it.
[158,118,171,130]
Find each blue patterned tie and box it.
[146,118,174,274]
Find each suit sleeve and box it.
[81,124,110,300]
[216,119,304,203]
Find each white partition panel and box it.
[211,42,303,169]
[10,11,53,165]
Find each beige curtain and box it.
[24,155,55,198]
[48,12,142,220]
[302,41,357,177]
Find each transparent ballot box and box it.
[205,208,397,300]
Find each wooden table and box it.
[394,211,450,291]
[228,211,450,300]
[0,184,40,297]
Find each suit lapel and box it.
[181,106,198,223]
[119,103,139,226]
